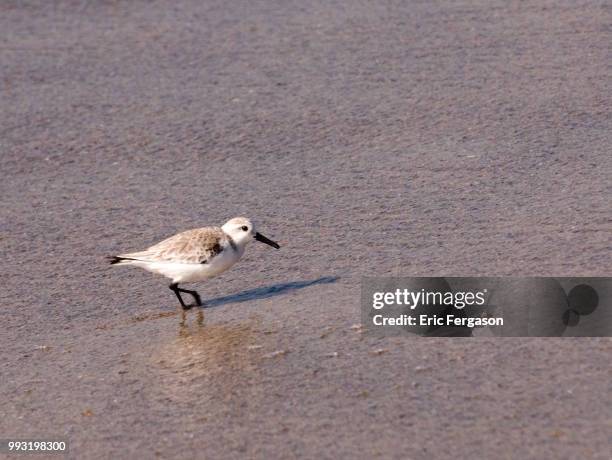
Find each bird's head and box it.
[222,217,280,249]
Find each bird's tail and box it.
[107,255,137,265]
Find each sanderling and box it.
[108,217,280,309]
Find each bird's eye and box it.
[241,226,248,231]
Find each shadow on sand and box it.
[200,276,339,309]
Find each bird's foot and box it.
[192,292,202,307]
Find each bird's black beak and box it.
[254,232,280,249]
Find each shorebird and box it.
[108,217,280,309]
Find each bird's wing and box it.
[119,227,227,264]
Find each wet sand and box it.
[1,1,610,458]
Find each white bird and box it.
[108,217,280,309]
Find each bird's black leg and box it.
[169,283,202,308]
[178,287,202,307]
[169,283,190,310]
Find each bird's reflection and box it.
[179,308,205,336]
